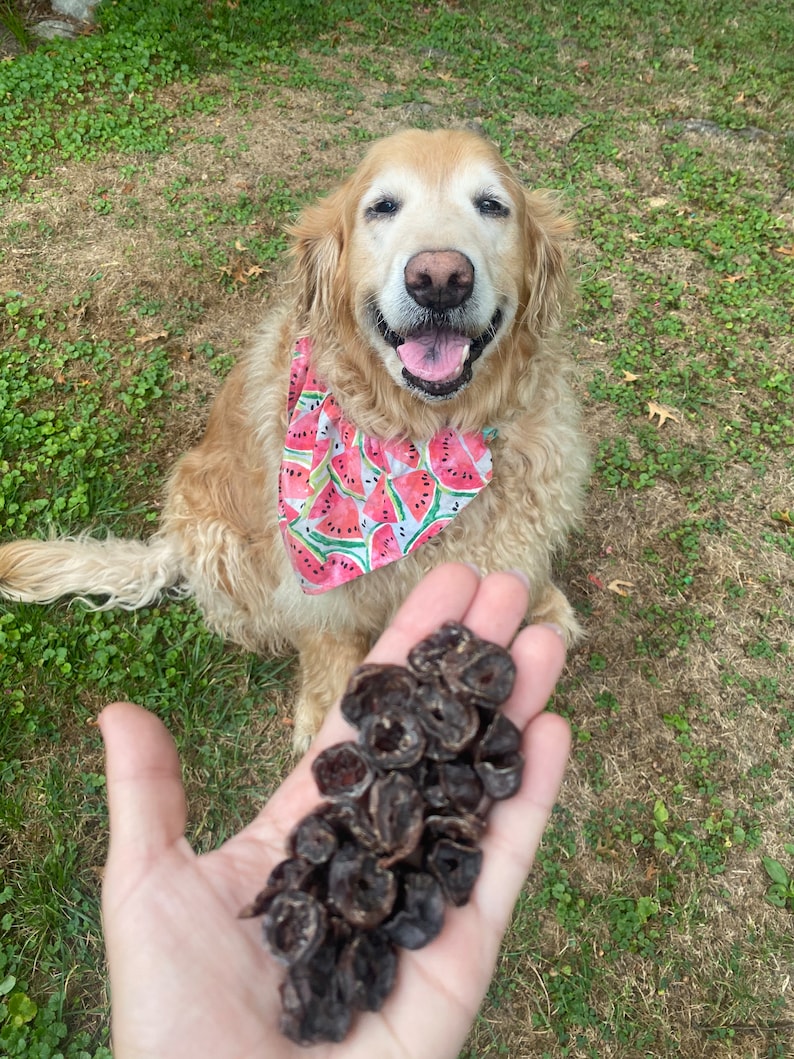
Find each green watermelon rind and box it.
[403,514,452,552]
[302,530,367,556]
[282,526,326,572]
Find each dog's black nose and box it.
[404,251,474,311]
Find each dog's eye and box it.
[476,197,509,218]
[366,199,401,218]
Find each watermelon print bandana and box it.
[278,337,494,594]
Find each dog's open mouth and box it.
[376,309,502,398]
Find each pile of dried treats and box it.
[241,620,524,1045]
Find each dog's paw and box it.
[292,698,325,755]
[291,725,314,756]
[530,584,583,647]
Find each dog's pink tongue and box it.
[396,329,470,382]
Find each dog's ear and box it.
[288,186,349,323]
[521,190,575,337]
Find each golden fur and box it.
[0,129,589,748]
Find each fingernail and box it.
[505,567,530,589]
[539,622,566,641]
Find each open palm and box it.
[99,564,570,1059]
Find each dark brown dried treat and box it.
[426,837,483,907]
[238,856,316,919]
[413,682,479,754]
[424,812,485,846]
[478,711,522,757]
[280,940,352,1046]
[439,759,486,815]
[475,712,525,799]
[328,843,397,929]
[382,870,445,950]
[407,758,448,809]
[359,706,427,770]
[369,771,426,863]
[340,663,418,728]
[262,889,327,967]
[337,929,398,1012]
[406,620,473,677]
[475,753,524,800]
[440,638,516,708]
[311,741,374,801]
[320,797,379,850]
[288,811,339,865]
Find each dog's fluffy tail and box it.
[0,535,185,610]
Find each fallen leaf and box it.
[234,239,249,252]
[722,273,745,284]
[771,510,793,529]
[608,580,634,597]
[647,401,682,428]
[135,330,168,345]
[622,370,640,382]
[587,573,605,590]
[773,244,794,257]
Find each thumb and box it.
[98,701,187,863]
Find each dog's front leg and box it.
[291,627,372,753]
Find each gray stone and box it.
[52,0,100,23]
[31,19,78,40]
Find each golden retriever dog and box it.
[0,128,588,749]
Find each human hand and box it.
[99,563,571,1058]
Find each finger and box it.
[502,620,568,730]
[474,621,569,929]
[98,701,187,861]
[458,568,532,646]
[365,561,483,664]
[475,709,571,937]
[379,709,570,1059]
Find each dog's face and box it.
[346,136,526,401]
[290,129,571,425]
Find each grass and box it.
[0,0,793,1056]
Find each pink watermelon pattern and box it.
[278,338,493,594]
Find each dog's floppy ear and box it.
[521,190,574,337]
[288,185,349,323]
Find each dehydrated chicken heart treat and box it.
[246,621,524,1046]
